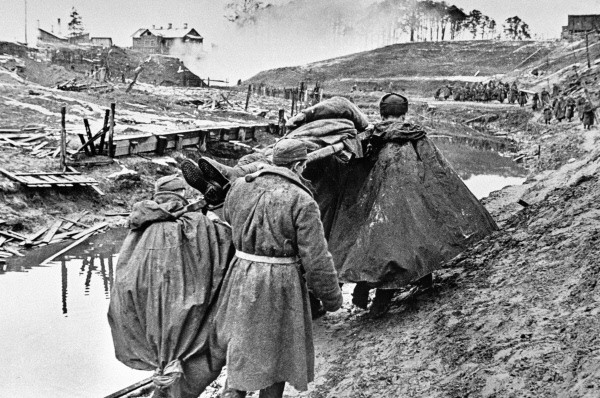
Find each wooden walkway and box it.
[0,169,99,188]
[111,123,275,157]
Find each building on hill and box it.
[562,15,600,37]
[38,28,68,45]
[68,33,90,45]
[91,37,113,48]
[131,23,203,54]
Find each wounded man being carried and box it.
[181,94,498,316]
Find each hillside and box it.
[246,40,558,95]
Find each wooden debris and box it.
[72,222,109,240]
[4,247,24,257]
[42,221,63,244]
[0,230,26,241]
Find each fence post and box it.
[245,84,252,111]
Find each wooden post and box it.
[198,130,208,152]
[278,109,286,136]
[98,109,109,155]
[299,82,306,112]
[176,134,184,151]
[60,107,67,171]
[586,30,591,69]
[245,84,252,111]
[83,119,96,155]
[155,135,168,155]
[291,89,297,117]
[108,103,115,158]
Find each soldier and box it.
[518,90,529,107]
[541,88,551,106]
[531,92,540,111]
[554,95,567,122]
[215,139,343,398]
[582,102,596,129]
[543,105,553,124]
[565,97,577,122]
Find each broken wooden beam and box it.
[72,222,109,240]
[42,221,63,244]
[84,119,97,156]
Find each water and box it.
[0,229,150,398]
[0,142,527,398]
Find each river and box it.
[0,143,526,398]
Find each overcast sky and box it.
[2,0,600,45]
[1,0,599,46]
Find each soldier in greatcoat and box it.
[215,139,343,398]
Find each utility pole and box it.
[24,0,28,45]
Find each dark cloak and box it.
[320,121,498,288]
[107,196,234,398]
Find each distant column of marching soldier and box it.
[435,80,597,129]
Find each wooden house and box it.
[131,23,203,54]
[38,28,68,45]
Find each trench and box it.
[0,140,526,398]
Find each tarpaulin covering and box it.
[286,118,362,160]
[324,121,498,288]
[287,96,370,132]
[108,197,234,398]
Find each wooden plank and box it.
[104,377,153,398]
[27,226,49,241]
[42,221,63,244]
[98,109,110,155]
[108,103,115,157]
[72,222,108,240]
[40,233,94,265]
[12,172,81,176]
[83,119,96,155]
[4,247,24,257]
[59,215,88,229]
[0,236,7,247]
[0,167,27,184]
[60,107,67,170]
[0,230,26,241]
[78,134,91,156]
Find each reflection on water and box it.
[0,140,528,398]
[0,228,150,398]
[434,139,528,198]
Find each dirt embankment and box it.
[245,40,557,96]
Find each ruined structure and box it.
[37,28,68,45]
[131,23,203,54]
[91,37,113,48]
[562,14,600,37]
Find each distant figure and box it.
[509,83,518,104]
[554,95,567,122]
[552,83,561,98]
[543,106,553,124]
[541,88,551,106]
[518,91,529,107]
[577,96,587,121]
[582,102,596,129]
[565,97,576,122]
[434,87,441,100]
[531,92,540,111]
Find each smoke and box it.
[169,0,393,83]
